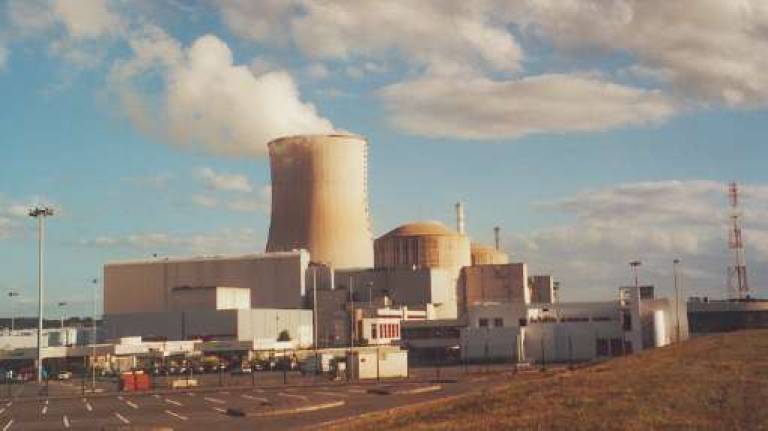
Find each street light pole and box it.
[673,259,681,343]
[312,267,318,350]
[626,260,642,356]
[58,301,67,346]
[91,278,98,390]
[8,291,19,331]
[29,206,54,384]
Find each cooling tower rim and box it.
[268,133,366,147]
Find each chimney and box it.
[494,226,501,250]
[455,202,465,235]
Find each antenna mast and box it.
[727,182,750,299]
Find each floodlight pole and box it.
[8,291,19,331]
[673,259,681,343]
[91,278,98,390]
[29,206,54,384]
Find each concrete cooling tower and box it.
[266,134,374,269]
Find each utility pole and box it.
[29,206,54,384]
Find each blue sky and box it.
[1,1,767,317]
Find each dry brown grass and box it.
[329,330,768,431]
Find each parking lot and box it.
[0,367,522,430]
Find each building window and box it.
[596,338,609,356]
[478,318,489,328]
[610,338,624,356]
[622,311,632,331]
[371,324,377,339]
[493,318,504,327]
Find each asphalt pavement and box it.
[0,365,529,430]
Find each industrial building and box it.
[461,285,687,364]
[103,250,312,315]
[103,308,313,350]
[687,298,768,335]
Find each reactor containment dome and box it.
[266,134,374,269]
[374,221,471,271]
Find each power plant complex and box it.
[2,133,697,375]
[73,133,682,367]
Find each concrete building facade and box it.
[459,263,529,314]
[103,308,313,350]
[104,251,310,315]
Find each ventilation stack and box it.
[455,201,465,235]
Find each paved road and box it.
[0,369,527,430]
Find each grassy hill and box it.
[331,330,768,430]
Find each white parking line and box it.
[62,416,70,428]
[114,412,130,424]
[164,410,188,421]
[85,402,93,412]
[278,392,309,402]
[400,385,442,395]
[251,400,345,417]
[347,388,366,394]
[44,400,49,405]
[314,391,348,398]
[117,396,123,401]
[124,400,139,409]
[204,397,225,404]
[164,398,182,407]
[241,394,269,403]
[152,394,161,399]
[186,392,196,397]
[0,408,5,415]
[2,419,13,431]
[212,407,226,413]
[41,406,48,415]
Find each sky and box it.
[1,0,767,317]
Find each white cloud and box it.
[110,32,335,157]
[191,185,271,214]
[0,44,7,70]
[515,0,768,107]
[508,180,768,300]
[0,196,58,240]
[197,167,252,192]
[81,228,264,255]
[305,63,329,80]
[6,0,123,67]
[51,0,122,39]
[379,73,678,139]
[215,0,522,76]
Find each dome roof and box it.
[379,221,459,238]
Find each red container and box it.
[120,372,150,392]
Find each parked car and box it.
[56,371,73,380]
[231,366,252,375]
